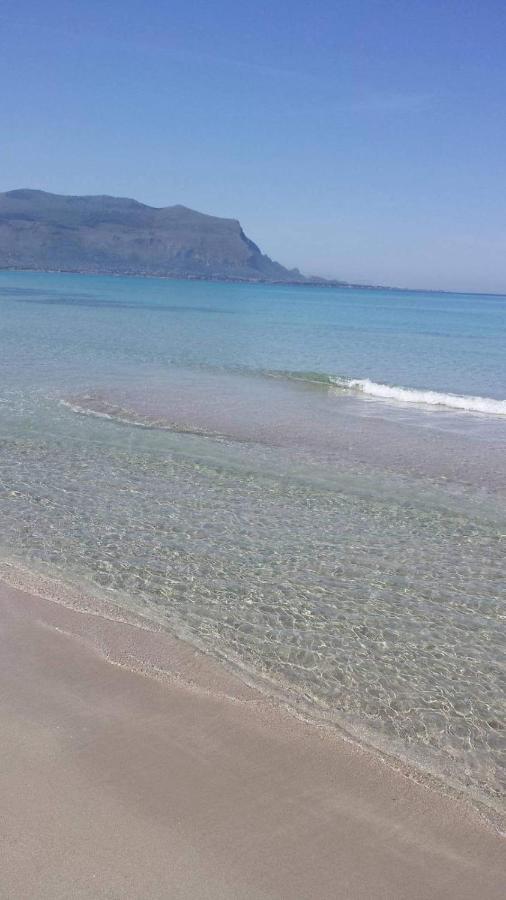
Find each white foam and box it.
[332,378,506,416]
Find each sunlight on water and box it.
[0,271,505,815]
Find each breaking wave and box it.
[270,371,506,416]
[341,378,506,415]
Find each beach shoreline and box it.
[1,577,504,899]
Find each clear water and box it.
[0,271,505,814]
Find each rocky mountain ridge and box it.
[0,189,312,282]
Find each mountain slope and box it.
[0,189,306,282]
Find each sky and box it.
[1,1,506,292]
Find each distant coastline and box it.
[2,190,505,296]
[1,264,505,298]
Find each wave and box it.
[270,371,506,416]
[59,397,220,437]
[61,379,506,427]
[60,397,165,429]
[341,379,506,415]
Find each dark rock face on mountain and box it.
[0,189,306,282]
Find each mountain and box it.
[0,189,309,282]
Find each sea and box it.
[0,270,504,818]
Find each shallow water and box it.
[0,271,505,814]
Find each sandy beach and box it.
[0,580,504,900]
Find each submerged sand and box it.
[0,581,504,899]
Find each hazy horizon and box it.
[2,1,505,293]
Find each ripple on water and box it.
[0,409,504,817]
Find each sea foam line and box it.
[338,378,506,416]
[271,369,506,415]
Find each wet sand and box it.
[1,581,504,899]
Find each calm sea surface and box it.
[0,271,505,815]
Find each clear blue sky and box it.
[2,1,505,291]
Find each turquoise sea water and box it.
[0,271,505,815]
